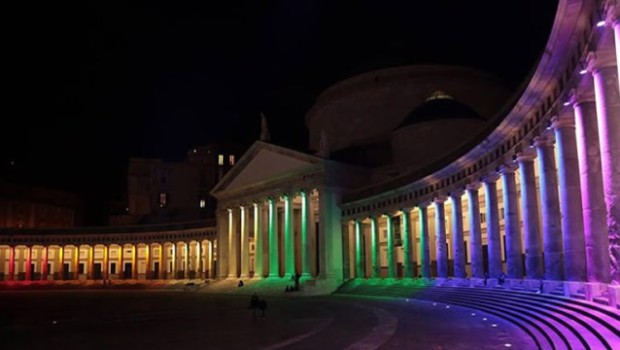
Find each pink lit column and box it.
[466,183,484,279]
[500,164,524,279]
[434,196,448,279]
[484,174,503,279]
[590,51,620,283]
[534,134,565,281]
[518,149,544,280]
[552,113,586,281]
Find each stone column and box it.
[253,202,264,278]
[590,51,620,283]
[434,196,448,279]
[87,245,94,280]
[197,241,203,279]
[145,244,152,279]
[41,246,48,281]
[518,149,544,280]
[370,216,380,278]
[268,198,279,277]
[227,208,239,278]
[317,187,343,281]
[58,246,64,280]
[73,246,79,280]
[25,246,32,281]
[355,219,364,278]
[240,205,250,278]
[484,174,503,279]
[8,246,15,281]
[418,203,431,279]
[450,191,466,278]
[158,244,164,279]
[573,93,610,283]
[216,210,229,279]
[283,195,295,278]
[385,215,396,278]
[467,183,484,279]
[300,191,312,277]
[401,209,415,278]
[553,113,587,281]
[534,134,565,280]
[184,242,189,279]
[103,245,109,280]
[133,244,139,279]
[500,164,524,279]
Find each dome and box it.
[397,91,483,129]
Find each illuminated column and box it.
[370,216,380,278]
[434,196,448,279]
[254,202,264,278]
[8,246,15,281]
[158,244,164,279]
[574,94,610,283]
[500,164,524,279]
[171,243,177,278]
[41,246,48,281]
[317,187,343,280]
[534,134,565,280]
[553,113,587,281]
[307,191,317,277]
[283,195,295,278]
[103,245,109,280]
[450,191,466,279]
[484,174,503,279]
[197,241,203,279]
[300,193,310,277]
[354,220,364,278]
[227,208,239,278]
[240,205,250,278]
[385,215,396,278]
[467,183,484,279]
[87,245,94,280]
[401,209,414,278]
[268,198,279,277]
[58,246,64,280]
[73,246,79,279]
[183,242,189,279]
[216,210,229,278]
[518,149,544,280]
[145,244,151,279]
[590,51,620,283]
[418,203,431,279]
[118,245,124,279]
[132,244,138,279]
[25,246,32,281]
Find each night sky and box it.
[3,1,558,224]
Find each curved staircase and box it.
[336,279,620,350]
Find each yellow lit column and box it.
[145,244,151,280]
[58,246,64,280]
[228,209,239,278]
[41,246,49,281]
[25,246,32,281]
[208,240,214,278]
[73,246,79,280]
[171,243,177,278]
[240,206,250,278]
[158,243,165,279]
[132,244,138,279]
[103,245,109,280]
[197,241,203,279]
[118,245,124,279]
[184,242,189,279]
[87,245,94,280]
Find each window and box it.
[229,155,235,166]
[199,199,206,208]
[218,154,224,166]
[159,193,168,208]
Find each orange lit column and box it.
[41,246,49,281]
[132,244,137,279]
[8,246,15,281]
[58,246,64,280]
[158,244,165,279]
[87,246,94,280]
[184,242,189,279]
[118,245,124,279]
[197,241,203,279]
[171,243,177,278]
[73,246,79,280]
[25,246,33,281]
[103,245,109,280]
[145,244,151,280]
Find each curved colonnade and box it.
[339,0,620,306]
[0,222,216,282]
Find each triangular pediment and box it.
[212,141,323,196]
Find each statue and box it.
[260,112,271,142]
[318,129,329,158]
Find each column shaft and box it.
[484,176,503,278]
[501,165,524,279]
[25,246,32,281]
[145,244,151,279]
[355,220,364,278]
[300,192,311,277]
[8,246,15,281]
[284,196,295,277]
[254,203,264,278]
[73,246,79,280]
[41,246,48,281]
[418,205,431,278]
[386,215,396,278]
[103,245,109,280]
[518,152,544,279]
[240,206,250,278]
[87,246,94,280]
[227,209,239,278]
[58,246,64,280]
[450,193,466,278]
[402,210,414,278]
[268,199,279,277]
[434,198,448,278]
[371,217,380,278]
[467,185,484,278]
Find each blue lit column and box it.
[466,183,484,279]
[484,173,503,279]
[418,203,431,279]
[518,149,544,280]
[500,164,524,279]
[450,191,466,279]
[434,196,448,279]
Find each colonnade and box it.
[0,240,215,281]
[219,189,320,279]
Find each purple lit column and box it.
[466,183,484,279]
[590,50,620,283]
[484,174,503,279]
[418,203,431,279]
[518,149,544,280]
[434,196,448,279]
[573,94,610,283]
[534,134,564,281]
[500,164,523,279]
[552,113,586,281]
[450,191,466,278]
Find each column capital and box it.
[587,50,617,72]
[551,113,575,129]
[466,182,482,191]
[417,200,432,208]
[605,1,620,26]
[533,133,555,148]
[516,148,537,162]
[400,207,413,214]
[499,162,519,174]
[434,195,448,204]
[482,172,501,183]
[449,189,464,199]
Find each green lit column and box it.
[385,215,396,278]
[283,194,295,278]
[354,220,364,278]
[418,203,431,279]
[401,209,414,278]
[268,198,279,277]
[301,191,312,277]
[370,216,380,278]
[253,202,263,278]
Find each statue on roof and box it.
[260,112,271,142]
[318,129,330,158]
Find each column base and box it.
[607,285,620,308]
[542,280,564,294]
[584,282,606,302]
[563,281,585,297]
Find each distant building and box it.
[109,144,245,225]
[0,182,82,228]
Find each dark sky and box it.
[3,1,558,224]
